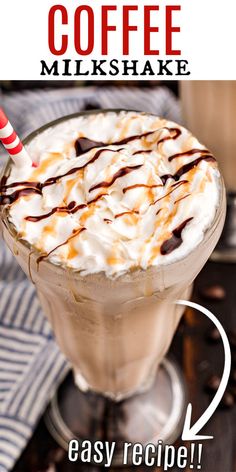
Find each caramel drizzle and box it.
[0,126,216,260]
[115,210,139,219]
[0,127,197,205]
[0,129,213,205]
[37,227,86,263]
[174,193,191,204]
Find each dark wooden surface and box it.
[12,261,236,472]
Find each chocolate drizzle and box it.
[75,137,105,156]
[0,180,39,191]
[133,150,152,156]
[25,201,87,222]
[0,128,214,207]
[88,193,107,205]
[160,217,193,255]
[37,227,86,263]
[0,175,8,187]
[161,155,216,185]
[160,174,174,185]
[0,187,42,205]
[26,194,107,223]
[123,183,163,194]
[157,127,181,145]
[0,123,217,264]
[168,148,211,162]
[0,126,188,206]
[113,127,181,146]
[42,148,122,190]
[89,165,143,193]
[153,180,188,204]
[0,149,122,206]
[74,126,181,155]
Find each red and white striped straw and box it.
[0,107,32,167]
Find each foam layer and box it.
[1,111,221,277]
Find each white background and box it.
[0,0,236,80]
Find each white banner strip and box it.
[0,0,236,79]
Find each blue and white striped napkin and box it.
[0,85,181,471]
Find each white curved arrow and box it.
[176,299,231,441]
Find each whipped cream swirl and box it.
[0,111,221,277]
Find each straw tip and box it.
[11,148,32,168]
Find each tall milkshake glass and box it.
[0,111,226,464]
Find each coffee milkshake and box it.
[0,111,225,400]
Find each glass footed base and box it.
[44,357,186,467]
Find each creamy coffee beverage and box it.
[0,111,226,400]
